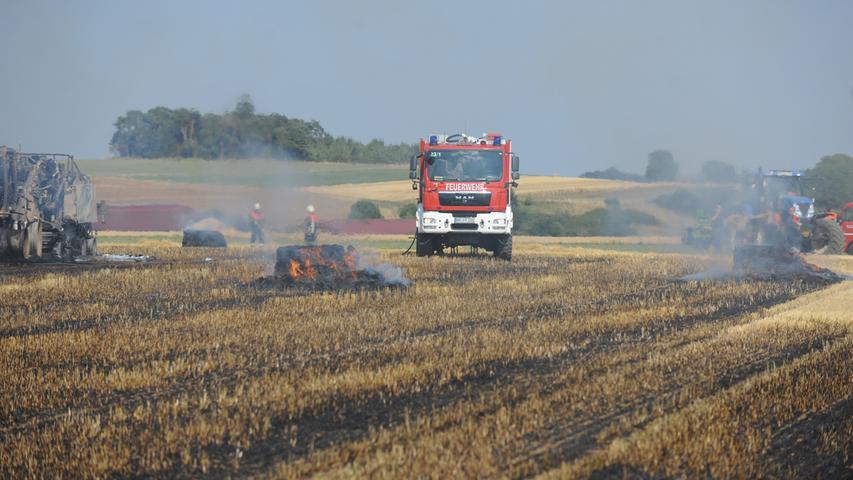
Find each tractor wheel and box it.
[811,217,844,254]
[415,233,433,257]
[494,234,512,261]
[81,237,97,257]
[22,222,43,260]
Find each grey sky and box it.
[2,0,852,176]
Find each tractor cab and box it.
[753,170,813,219]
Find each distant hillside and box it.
[581,166,646,182]
[110,94,416,163]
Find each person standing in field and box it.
[305,205,318,244]
[249,202,265,245]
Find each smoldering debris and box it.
[182,229,227,247]
[732,245,842,282]
[254,244,409,291]
[98,254,156,263]
[680,246,843,283]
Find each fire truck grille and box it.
[451,223,479,231]
[449,211,477,217]
[439,192,491,207]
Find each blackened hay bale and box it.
[182,229,227,248]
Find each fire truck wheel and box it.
[495,234,512,261]
[415,233,434,257]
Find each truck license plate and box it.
[454,217,476,223]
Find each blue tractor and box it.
[742,169,844,254]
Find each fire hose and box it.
[402,235,416,255]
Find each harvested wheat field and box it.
[300,175,660,204]
[0,244,850,478]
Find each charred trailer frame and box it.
[0,146,98,260]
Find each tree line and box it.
[109,95,416,163]
[583,149,853,210]
[581,149,681,182]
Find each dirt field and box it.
[300,176,664,204]
[77,158,407,188]
[0,240,850,478]
[84,158,693,231]
[82,158,407,225]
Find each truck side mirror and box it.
[511,154,520,180]
[409,154,421,180]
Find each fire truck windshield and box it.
[426,150,502,182]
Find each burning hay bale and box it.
[733,245,842,282]
[259,244,408,290]
[182,229,227,248]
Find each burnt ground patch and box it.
[1,249,847,479]
[762,395,853,479]
[163,283,836,477]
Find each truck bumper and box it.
[417,208,512,235]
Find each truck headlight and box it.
[423,217,436,224]
[493,218,506,225]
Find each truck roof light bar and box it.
[427,133,505,146]
[766,169,803,177]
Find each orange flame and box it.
[285,246,357,281]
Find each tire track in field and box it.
[501,337,841,478]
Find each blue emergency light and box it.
[429,135,438,145]
[493,136,502,146]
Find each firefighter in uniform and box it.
[249,202,265,245]
[305,205,318,244]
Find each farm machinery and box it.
[0,146,98,260]
[732,169,845,277]
[409,133,520,260]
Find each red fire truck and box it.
[409,133,520,260]
[842,202,853,254]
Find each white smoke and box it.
[679,256,733,281]
[354,250,410,287]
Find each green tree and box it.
[701,160,737,183]
[645,150,678,181]
[110,110,147,157]
[348,200,383,219]
[110,94,415,162]
[233,94,255,118]
[172,108,201,157]
[803,154,853,210]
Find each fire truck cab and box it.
[409,133,519,260]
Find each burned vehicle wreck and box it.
[0,146,98,259]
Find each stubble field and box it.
[0,242,850,478]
